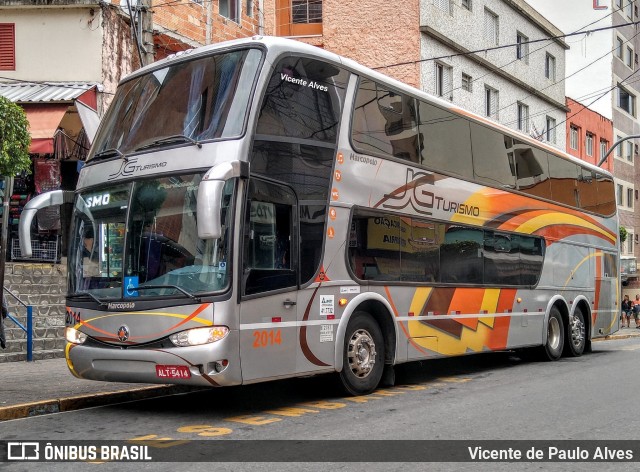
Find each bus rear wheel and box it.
[339,312,384,396]
[538,306,564,361]
[563,306,586,357]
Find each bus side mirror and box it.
[197,161,248,240]
[19,190,74,257]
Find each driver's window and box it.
[243,179,297,295]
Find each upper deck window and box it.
[89,48,262,161]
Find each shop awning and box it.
[22,104,70,154]
[75,100,99,144]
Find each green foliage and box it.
[0,96,32,176]
[620,226,628,244]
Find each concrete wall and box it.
[1,263,67,362]
[0,7,103,82]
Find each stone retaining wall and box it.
[1,262,67,362]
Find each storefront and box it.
[0,82,100,263]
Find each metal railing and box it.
[3,287,34,362]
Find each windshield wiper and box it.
[70,292,108,307]
[134,135,202,152]
[91,148,126,161]
[135,285,201,302]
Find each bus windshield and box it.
[89,48,262,160]
[68,174,234,300]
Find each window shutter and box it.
[444,66,452,99]
[0,24,16,71]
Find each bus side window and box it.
[243,180,297,296]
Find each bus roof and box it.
[122,35,611,179]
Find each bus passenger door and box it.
[239,179,298,382]
[594,251,619,336]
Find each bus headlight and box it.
[170,326,229,347]
[65,327,87,345]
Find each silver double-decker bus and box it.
[21,36,619,395]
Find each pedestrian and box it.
[633,295,640,329]
[1,296,8,349]
[622,294,632,328]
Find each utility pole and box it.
[139,0,154,66]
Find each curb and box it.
[593,331,640,342]
[0,385,200,422]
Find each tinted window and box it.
[348,209,544,287]
[577,167,597,212]
[251,141,334,284]
[243,179,297,295]
[256,56,349,142]
[513,142,551,199]
[548,155,579,207]
[596,173,616,216]
[418,101,473,179]
[471,123,516,189]
[440,225,483,284]
[352,79,420,161]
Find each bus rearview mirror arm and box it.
[19,190,75,257]
[197,161,249,240]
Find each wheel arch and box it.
[543,295,570,345]
[334,292,397,372]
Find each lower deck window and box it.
[348,210,544,286]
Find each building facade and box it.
[528,0,639,292]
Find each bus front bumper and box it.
[65,330,241,387]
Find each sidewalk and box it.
[1,328,639,422]
[0,357,199,421]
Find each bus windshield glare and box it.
[89,48,262,159]
[68,175,234,300]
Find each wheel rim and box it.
[548,316,561,351]
[347,328,377,378]
[570,314,585,348]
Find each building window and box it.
[246,0,253,17]
[461,0,472,10]
[628,187,634,208]
[628,234,634,254]
[546,116,556,143]
[627,141,634,162]
[545,53,556,80]
[626,0,634,18]
[617,37,624,58]
[618,183,624,206]
[570,125,579,150]
[461,73,472,92]
[600,139,608,160]
[220,0,240,22]
[0,23,15,71]
[516,32,529,63]
[586,133,594,156]
[276,0,323,36]
[484,8,499,46]
[627,46,634,68]
[616,135,623,157]
[517,102,529,132]
[618,85,636,116]
[433,0,452,14]
[435,62,452,99]
[485,86,499,118]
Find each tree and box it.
[620,226,628,245]
[0,96,32,305]
[0,96,31,175]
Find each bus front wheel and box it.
[339,312,384,395]
[539,306,564,361]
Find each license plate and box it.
[155,365,191,379]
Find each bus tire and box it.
[538,306,564,361]
[563,306,586,357]
[339,311,384,396]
